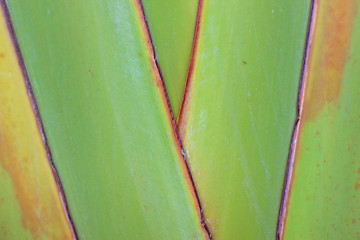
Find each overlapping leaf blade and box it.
[283,1,360,239]
[5,0,207,239]
[0,6,73,239]
[178,0,311,239]
[141,0,199,116]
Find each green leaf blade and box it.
[5,0,207,239]
[178,0,311,239]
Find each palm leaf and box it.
[1,0,359,239]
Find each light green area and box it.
[0,167,31,240]
[6,1,205,239]
[142,0,198,117]
[180,0,311,239]
[284,4,360,240]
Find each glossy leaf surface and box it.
[0,6,73,239]
[178,0,311,239]
[142,0,199,116]
[282,0,360,239]
[5,0,207,239]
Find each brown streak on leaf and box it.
[303,0,358,121]
[0,101,72,240]
[0,3,75,239]
[279,1,359,239]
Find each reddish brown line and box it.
[134,1,211,239]
[0,1,78,239]
[276,0,316,239]
[177,0,204,126]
